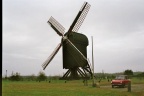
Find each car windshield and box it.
[115,75,125,80]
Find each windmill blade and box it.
[67,2,91,33]
[48,16,65,36]
[42,43,62,70]
[72,3,91,32]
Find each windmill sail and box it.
[48,16,65,36]
[72,3,91,32]
[67,2,91,33]
[42,43,62,70]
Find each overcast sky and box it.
[2,0,144,77]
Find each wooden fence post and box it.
[128,81,131,92]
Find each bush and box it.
[37,71,47,82]
[124,69,133,76]
[9,72,22,81]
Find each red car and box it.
[111,75,130,88]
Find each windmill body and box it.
[42,2,92,80]
[63,32,88,69]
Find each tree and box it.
[9,72,22,81]
[37,71,47,82]
[124,69,133,76]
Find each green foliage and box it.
[124,69,133,76]
[37,71,47,82]
[27,74,37,81]
[137,72,144,77]
[9,72,22,81]
[47,76,61,80]
[134,72,144,80]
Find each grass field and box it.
[2,78,144,96]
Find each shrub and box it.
[37,71,47,82]
[9,72,22,81]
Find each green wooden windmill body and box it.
[63,32,88,69]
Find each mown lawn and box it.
[2,79,144,96]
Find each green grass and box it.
[130,78,144,84]
[2,79,144,96]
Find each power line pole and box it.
[91,36,96,87]
[5,70,7,79]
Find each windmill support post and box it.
[60,67,91,80]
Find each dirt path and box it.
[101,84,144,92]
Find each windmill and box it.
[42,2,92,80]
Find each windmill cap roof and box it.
[69,32,89,45]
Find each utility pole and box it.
[91,36,96,87]
[5,70,7,79]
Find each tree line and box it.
[4,71,53,82]
[3,69,144,81]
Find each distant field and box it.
[2,78,144,96]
